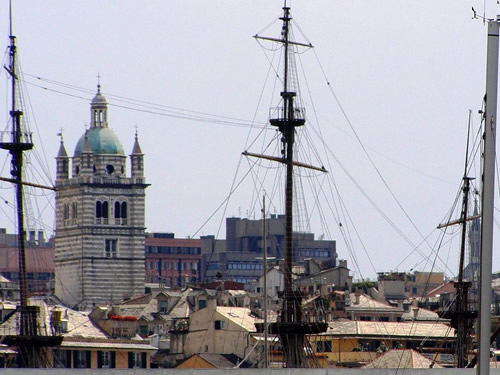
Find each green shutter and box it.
[141,352,147,368]
[111,352,116,368]
[97,351,103,368]
[86,351,91,368]
[128,352,133,368]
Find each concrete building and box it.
[406,271,444,298]
[0,228,54,296]
[175,300,259,365]
[54,85,147,309]
[310,320,455,367]
[144,233,202,287]
[202,215,337,284]
[294,259,352,295]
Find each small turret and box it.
[90,84,108,129]
[55,135,69,181]
[130,130,144,179]
[76,131,94,177]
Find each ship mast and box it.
[454,175,474,368]
[1,0,34,338]
[259,2,327,368]
[0,2,62,367]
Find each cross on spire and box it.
[97,72,102,92]
[56,128,64,142]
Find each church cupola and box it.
[90,84,108,128]
[55,135,69,181]
[130,130,144,179]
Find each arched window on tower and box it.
[63,203,69,225]
[102,201,109,223]
[96,201,102,219]
[71,202,78,225]
[96,200,109,224]
[121,202,127,219]
[114,201,121,219]
[114,201,127,225]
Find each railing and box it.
[0,130,33,145]
[114,218,127,225]
[269,106,306,123]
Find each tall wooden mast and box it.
[1,0,34,338]
[262,2,327,368]
[0,2,62,367]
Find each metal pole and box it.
[478,16,500,375]
[262,195,268,368]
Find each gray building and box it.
[54,85,147,309]
[201,215,337,284]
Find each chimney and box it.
[355,289,361,305]
[38,231,44,244]
[413,307,420,320]
[29,231,36,243]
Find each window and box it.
[97,351,115,368]
[160,300,167,313]
[198,300,207,309]
[128,352,146,369]
[106,164,114,175]
[105,239,117,258]
[71,202,78,219]
[214,320,225,330]
[96,200,109,223]
[63,203,69,220]
[316,340,332,352]
[55,350,71,368]
[114,201,127,224]
[73,351,91,368]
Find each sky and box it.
[0,0,499,281]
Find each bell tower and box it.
[55,85,148,309]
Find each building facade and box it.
[144,233,202,287]
[0,228,53,296]
[54,85,147,309]
[202,215,337,284]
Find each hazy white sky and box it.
[0,1,499,280]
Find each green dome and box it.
[74,127,124,156]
